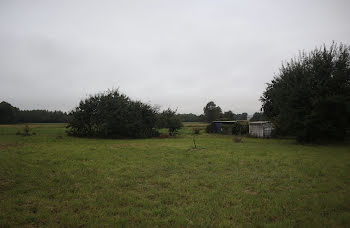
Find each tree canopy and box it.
[0,102,19,124]
[261,42,350,143]
[223,111,235,120]
[156,108,183,136]
[250,112,266,122]
[177,113,205,122]
[202,101,248,122]
[203,101,222,122]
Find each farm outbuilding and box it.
[249,121,274,138]
[211,120,248,135]
[212,121,236,134]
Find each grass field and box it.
[1,124,350,227]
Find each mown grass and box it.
[0,124,350,227]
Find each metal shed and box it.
[249,121,273,138]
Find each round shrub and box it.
[67,89,158,138]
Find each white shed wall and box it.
[249,122,273,138]
[249,124,264,137]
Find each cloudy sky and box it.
[1,0,349,114]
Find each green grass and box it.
[0,124,350,227]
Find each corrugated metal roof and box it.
[212,121,237,123]
[249,121,271,125]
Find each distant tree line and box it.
[202,101,248,122]
[177,113,205,122]
[177,104,248,123]
[0,101,68,124]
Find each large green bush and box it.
[67,90,158,138]
[261,43,350,143]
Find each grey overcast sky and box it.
[1,0,350,114]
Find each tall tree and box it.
[261,42,350,143]
[203,101,222,122]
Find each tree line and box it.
[1,98,252,126]
[65,89,253,139]
[178,102,250,122]
[202,101,249,122]
[0,101,68,124]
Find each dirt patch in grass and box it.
[0,178,14,191]
[244,189,257,195]
[158,134,170,139]
[0,143,20,150]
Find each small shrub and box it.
[169,129,179,136]
[193,135,197,148]
[205,123,215,133]
[23,125,30,136]
[15,125,36,136]
[193,128,201,135]
[233,136,243,143]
